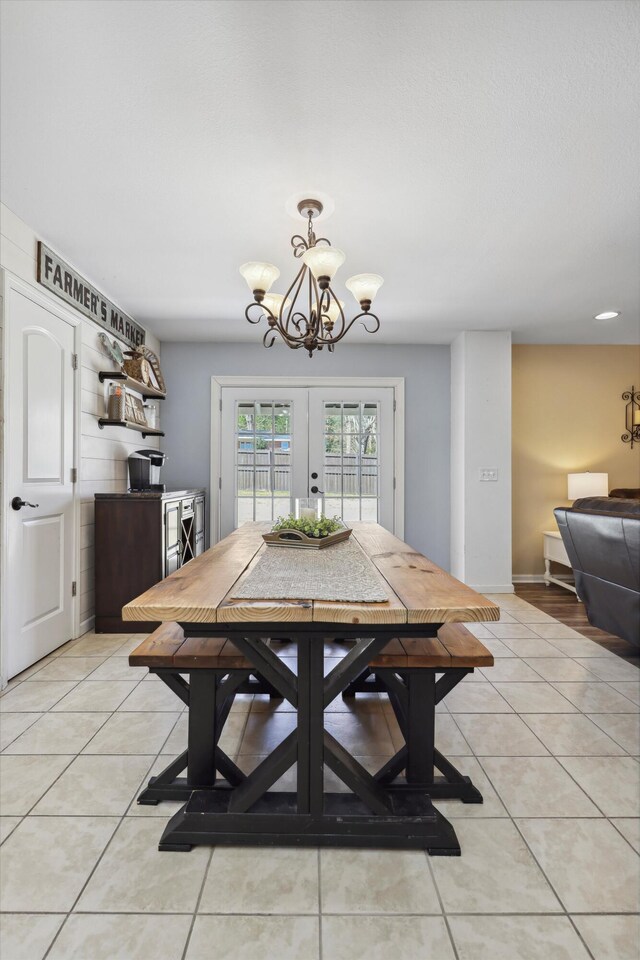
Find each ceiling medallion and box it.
[239,198,383,357]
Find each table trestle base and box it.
[158,789,461,855]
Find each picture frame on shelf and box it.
[124,392,148,426]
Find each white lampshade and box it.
[301,246,345,282]
[314,299,344,325]
[262,293,290,318]
[345,273,384,306]
[567,472,609,500]
[239,262,280,295]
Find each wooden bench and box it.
[130,622,261,805]
[130,621,494,808]
[342,623,494,803]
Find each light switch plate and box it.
[480,468,498,481]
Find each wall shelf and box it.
[98,418,165,439]
[98,371,166,400]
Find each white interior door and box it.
[308,387,395,531]
[219,388,309,538]
[4,281,77,680]
[218,382,396,538]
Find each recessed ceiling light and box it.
[594,310,620,320]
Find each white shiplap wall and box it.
[0,202,161,633]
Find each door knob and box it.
[11,497,39,511]
[310,486,324,495]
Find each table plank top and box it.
[122,521,500,625]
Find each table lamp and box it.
[567,472,609,501]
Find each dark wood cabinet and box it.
[94,489,206,632]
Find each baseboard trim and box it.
[468,584,515,594]
[512,574,573,584]
[78,615,95,638]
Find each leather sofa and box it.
[554,497,640,647]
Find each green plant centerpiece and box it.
[263,514,351,549]
[272,514,343,539]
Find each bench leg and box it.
[375,668,484,804]
[137,668,248,805]
[188,670,218,787]
[406,671,435,785]
[137,750,189,805]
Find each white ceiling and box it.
[1,0,639,345]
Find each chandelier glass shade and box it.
[239,199,383,356]
[238,261,280,295]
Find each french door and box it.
[219,384,395,539]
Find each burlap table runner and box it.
[232,538,388,603]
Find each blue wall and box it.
[159,342,451,570]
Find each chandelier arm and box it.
[316,311,381,346]
[281,262,308,334]
[315,286,331,339]
[290,312,309,337]
[310,269,322,338]
[245,302,274,325]
[312,286,346,343]
[291,234,309,259]
[328,286,347,339]
[312,273,331,339]
[359,312,381,335]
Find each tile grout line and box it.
[475,591,639,938]
[39,694,187,960]
[3,608,638,954]
[470,759,598,960]
[441,604,635,956]
[477,639,638,756]
[423,852,461,960]
[180,846,215,960]
[0,711,46,752]
[3,908,638,917]
[392,596,616,956]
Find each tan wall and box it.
[512,345,640,576]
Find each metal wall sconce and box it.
[621,385,640,448]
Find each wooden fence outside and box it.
[236,452,378,496]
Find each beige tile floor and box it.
[0,595,639,959]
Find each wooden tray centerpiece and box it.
[263,515,352,549]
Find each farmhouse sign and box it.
[37,242,145,348]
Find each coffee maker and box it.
[128,449,167,492]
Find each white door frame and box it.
[1,269,81,685]
[210,375,405,544]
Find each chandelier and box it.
[239,198,383,357]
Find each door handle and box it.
[11,497,39,511]
[310,486,324,495]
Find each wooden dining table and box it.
[123,522,499,854]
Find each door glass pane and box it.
[361,498,378,521]
[254,498,273,520]
[237,403,254,432]
[237,437,255,455]
[324,404,342,434]
[320,401,381,523]
[342,498,360,521]
[273,497,290,519]
[234,401,292,525]
[342,403,360,431]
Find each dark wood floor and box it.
[514,583,639,665]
